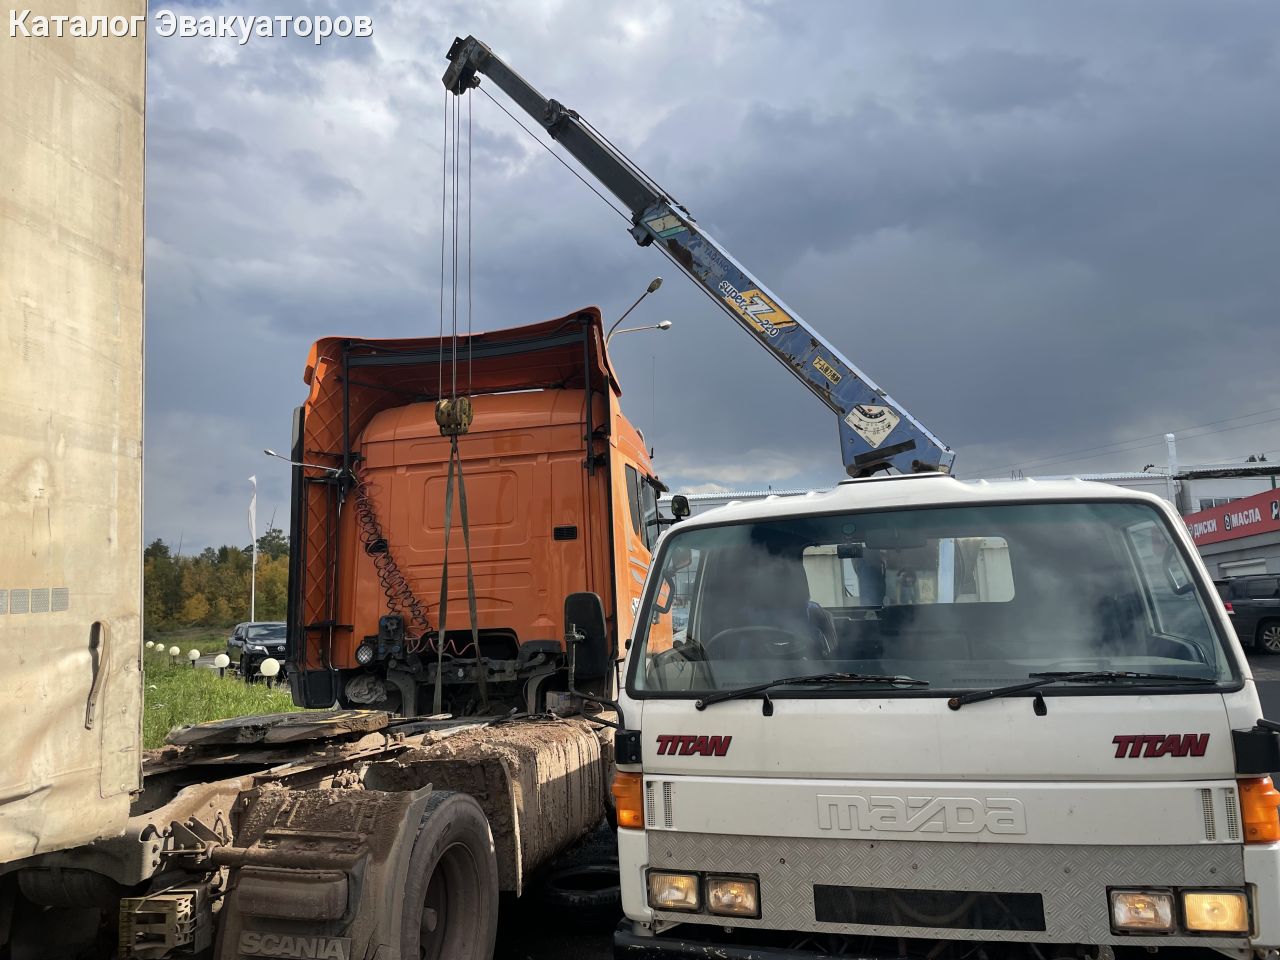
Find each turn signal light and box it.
[612,772,644,830]
[1183,891,1249,934]
[1238,777,1280,843]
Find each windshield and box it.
[631,501,1234,696]
[247,623,286,641]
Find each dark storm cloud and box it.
[144,0,1280,548]
[919,50,1090,115]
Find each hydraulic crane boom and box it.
[444,36,955,477]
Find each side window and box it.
[1124,519,1204,639]
[643,544,703,669]
[639,479,659,551]
[1245,578,1279,599]
[624,466,642,537]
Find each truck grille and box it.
[1200,788,1216,840]
[1200,786,1242,842]
[645,780,674,829]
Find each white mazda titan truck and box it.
[594,475,1280,960]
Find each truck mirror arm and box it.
[565,625,624,730]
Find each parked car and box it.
[237,621,288,680]
[1215,575,1280,653]
[226,621,251,652]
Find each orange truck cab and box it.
[286,309,666,716]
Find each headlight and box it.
[245,643,266,653]
[1182,891,1249,934]
[647,871,699,912]
[355,643,375,665]
[706,876,759,918]
[1110,890,1174,933]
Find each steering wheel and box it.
[704,625,824,662]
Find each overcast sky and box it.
[144,0,1280,549]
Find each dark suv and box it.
[238,621,288,680]
[1215,575,1280,654]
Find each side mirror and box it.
[670,494,691,520]
[564,591,611,680]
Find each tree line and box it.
[144,528,289,630]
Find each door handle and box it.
[85,621,107,730]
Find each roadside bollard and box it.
[187,649,200,669]
[168,645,180,664]
[259,657,281,688]
[213,653,230,678]
[145,640,154,650]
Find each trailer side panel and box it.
[0,1,146,862]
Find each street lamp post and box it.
[606,319,673,349]
[248,476,257,623]
[606,277,663,346]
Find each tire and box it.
[535,828,622,931]
[1258,620,1280,655]
[536,861,621,930]
[399,791,499,960]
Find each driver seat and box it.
[698,546,831,661]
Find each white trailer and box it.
[0,0,146,863]
[0,16,614,960]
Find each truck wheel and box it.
[1258,620,1280,654]
[400,791,499,960]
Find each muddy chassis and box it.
[0,709,614,960]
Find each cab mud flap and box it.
[213,785,436,960]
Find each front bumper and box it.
[630,832,1262,951]
[614,921,875,960]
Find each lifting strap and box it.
[433,398,488,715]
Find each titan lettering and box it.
[1112,733,1209,758]
[655,734,732,757]
[817,795,1027,835]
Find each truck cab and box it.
[287,310,663,717]
[612,475,1280,959]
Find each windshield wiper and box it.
[696,672,928,715]
[948,670,1217,711]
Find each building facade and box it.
[1182,487,1280,578]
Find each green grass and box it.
[145,626,235,657]
[142,648,297,749]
